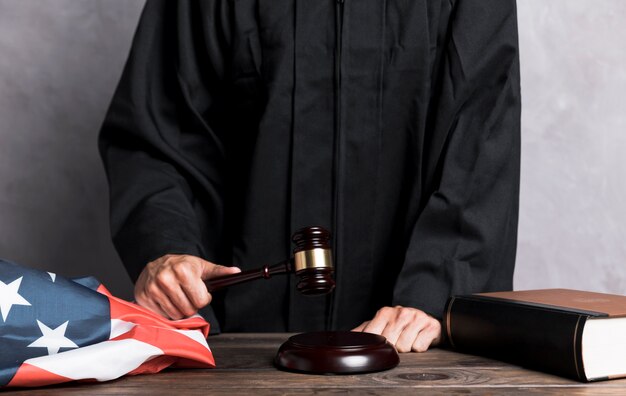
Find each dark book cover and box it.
[444,289,626,382]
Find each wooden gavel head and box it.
[291,226,335,295]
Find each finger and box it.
[135,287,170,319]
[172,264,211,311]
[361,316,388,335]
[212,265,241,277]
[200,261,241,280]
[181,277,212,309]
[361,307,397,335]
[147,283,184,320]
[153,301,172,320]
[381,310,417,347]
[381,321,409,348]
[412,323,441,353]
[155,271,196,318]
[169,285,199,317]
[352,321,369,332]
[156,293,185,320]
[395,320,428,353]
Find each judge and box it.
[99,0,520,353]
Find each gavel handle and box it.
[205,259,293,292]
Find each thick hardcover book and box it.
[444,289,626,382]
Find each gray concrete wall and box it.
[516,1,626,293]
[0,0,145,298]
[0,0,624,299]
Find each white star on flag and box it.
[28,320,79,355]
[47,272,56,282]
[0,277,31,322]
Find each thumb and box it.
[200,260,241,280]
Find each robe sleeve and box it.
[392,0,521,318]
[98,0,230,282]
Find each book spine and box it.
[444,296,588,381]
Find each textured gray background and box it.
[0,0,624,300]
[0,0,145,298]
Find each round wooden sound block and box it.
[274,331,399,374]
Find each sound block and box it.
[274,331,399,374]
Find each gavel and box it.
[205,226,335,295]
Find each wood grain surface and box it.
[4,333,626,395]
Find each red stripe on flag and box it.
[7,363,70,387]
[127,355,178,376]
[111,322,215,368]
[98,285,210,338]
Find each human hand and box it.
[135,254,240,320]
[352,306,442,353]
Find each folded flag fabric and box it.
[0,258,215,388]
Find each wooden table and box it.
[5,333,626,395]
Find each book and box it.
[443,288,626,382]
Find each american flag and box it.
[0,258,215,388]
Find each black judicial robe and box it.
[99,0,521,332]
